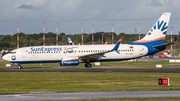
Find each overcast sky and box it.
[0,0,180,35]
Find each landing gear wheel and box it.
[19,66,22,69]
[85,63,92,68]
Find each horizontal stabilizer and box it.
[153,42,174,48]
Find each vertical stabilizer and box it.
[132,13,171,44]
[68,38,74,45]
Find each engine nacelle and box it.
[60,57,79,66]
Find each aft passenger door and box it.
[139,46,143,55]
[139,46,147,55]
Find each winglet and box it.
[112,38,122,54]
[105,41,109,45]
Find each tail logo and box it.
[148,20,168,35]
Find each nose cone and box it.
[2,54,10,61]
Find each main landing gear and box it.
[19,65,22,69]
[85,63,92,68]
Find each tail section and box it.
[68,38,74,45]
[129,13,171,45]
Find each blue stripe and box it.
[10,60,62,64]
[10,58,141,64]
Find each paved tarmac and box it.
[1,67,180,73]
[1,90,180,101]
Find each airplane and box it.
[2,12,172,69]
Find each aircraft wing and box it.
[79,38,122,60]
[79,50,112,60]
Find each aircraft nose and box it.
[2,54,10,61]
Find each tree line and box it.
[0,32,179,51]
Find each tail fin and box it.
[0,50,4,58]
[130,13,171,45]
[67,38,74,45]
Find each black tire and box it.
[19,66,22,69]
[85,63,92,68]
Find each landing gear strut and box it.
[85,63,92,68]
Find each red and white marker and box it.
[17,23,19,48]
[56,23,58,46]
[43,22,45,46]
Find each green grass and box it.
[99,61,180,68]
[0,72,180,94]
[72,97,180,101]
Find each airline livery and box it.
[2,13,172,69]
[68,38,74,45]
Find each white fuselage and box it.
[2,44,148,63]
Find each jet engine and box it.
[60,57,79,66]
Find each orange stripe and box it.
[64,58,79,61]
[133,37,165,43]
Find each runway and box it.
[1,90,180,101]
[1,67,180,73]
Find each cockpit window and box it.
[8,52,16,54]
[2,52,10,56]
[12,52,16,54]
[3,52,16,55]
